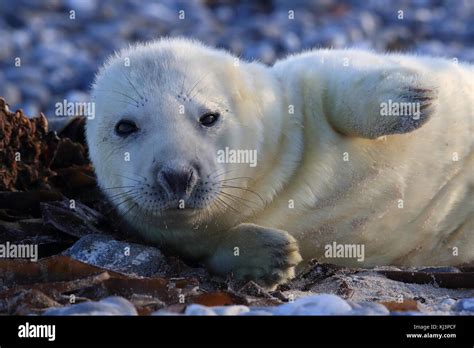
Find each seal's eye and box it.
[115,120,138,136]
[199,112,220,127]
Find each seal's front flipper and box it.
[206,223,302,289]
[325,68,437,139]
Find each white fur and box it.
[87,38,474,286]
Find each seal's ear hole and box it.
[199,112,220,127]
[115,119,139,136]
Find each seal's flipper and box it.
[325,69,437,139]
[206,223,302,289]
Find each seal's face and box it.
[87,39,263,229]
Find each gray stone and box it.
[282,32,301,52]
[349,302,390,315]
[454,298,474,312]
[43,296,137,315]
[272,294,352,315]
[65,90,90,103]
[184,304,217,316]
[66,0,97,17]
[212,305,250,315]
[242,309,274,316]
[2,83,21,106]
[63,234,166,277]
[10,29,32,51]
[436,298,456,312]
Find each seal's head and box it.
[87,38,281,233]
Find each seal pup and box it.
[87,38,474,288]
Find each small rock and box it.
[140,3,176,24]
[43,297,137,315]
[129,294,166,314]
[2,83,21,106]
[10,29,32,51]
[455,298,474,312]
[184,304,217,316]
[151,310,180,316]
[239,281,273,299]
[282,32,301,52]
[359,11,378,35]
[64,234,166,277]
[349,302,390,315]
[0,31,13,60]
[242,309,274,316]
[390,311,425,316]
[435,298,456,312]
[212,305,250,315]
[215,6,233,23]
[272,294,352,315]
[64,90,90,104]
[66,0,97,17]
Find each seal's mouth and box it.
[166,198,204,212]
[109,171,235,222]
[116,192,215,218]
[162,206,199,216]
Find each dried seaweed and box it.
[377,270,474,289]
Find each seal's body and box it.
[87,39,473,287]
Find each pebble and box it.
[184,304,217,316]
[2,83,21,106]
[348,301,390,315]
[241,309,274,316]
[282,32,301,52]
[65,90,90,103]
[272,294,352,315]
[43,296,138,315]
[10,29,32,51]
[66,0,98,17]
[454,298,474,312]
[435,298,457,312]
[184,304,253,315]
[63,234,167,277]
[212,305,251,316]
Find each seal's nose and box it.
[159,166,198,198]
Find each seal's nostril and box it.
[160,167,197,197]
